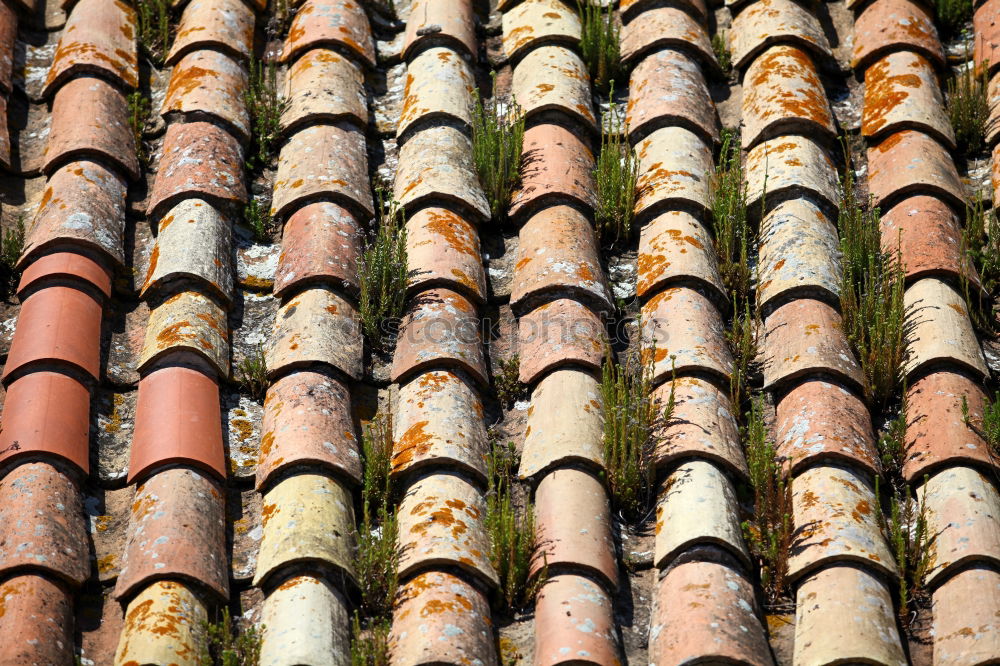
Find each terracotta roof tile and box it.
[0,0,13,94]
[852,0,943,70]
[634,125,713,219]
[627,48,718,145]
[622,0,708,23]
[266,286,362,381]
[867,130,965,211]
[931,565,1000,665]
[533,574,620,665]
[398,46,475,139]
[975,0,1000,76]
[757,198,841,307]
[138,289,231,377]
[402,0,477,61]
[903,277,988,379]
[161,49,250,142]
[0,95,8,170]
[989,70,1000,146]
[862,51,955,148]
[512,45,597,130]
[405,206,487,302]
[0,575,74,665]
[729,0,832,73]
[637,210,725,302]
[510,122,597,221]
[274,201,362,298]
[281,0,374,68]
[745,135,839,214]
[281,48,367,134]
[114,580,208,665]
[881,194,977,286]
[167,0,254,65]
[259,575,351,665]
[620,7,717,72]
[641,286,733,384]
[517,297,605,384]
[17,250,111,298]
[501,0,580,62]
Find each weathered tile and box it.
[3,285,102,380]
[641,286,732,385]
[534,574,619,666]
[0,462,88,585]
[788,464,896,581]
[534,467,618,589]
[512,204,610,313]
[114,581,208,665]
[0,575,74,666]
[139,290,230,377]
[881,194,975,285]
[390,570,497,666]
[513,45,596,129]
[621,0,707,22]
[637,210,725,302]
[18,250,112,297]
[862,51,955,148]
[518,298,604,384]
[0,95,8,170]
[634,125,713,219]
[254,472,356,587]
[650,561,774,666]
[402,0,477,60]
[162,49,250,141]
[147,121,246,219]
[258,370,360,490]
[271,122,372,221]
[167,0,254,65]
[762,298,863,391]
[620,7,716,72]
[282,0,375,68]
[398,47,474,141]
[267,287,362,381]
[260,576,350,666]
[741,45,835,150]
[396,472,498,587]
[990,69,1000,146]
[794,566,906,666]
[730,0,832,73]
[853,0,943,70]
[395,124,490,223]
[43,0,138,97]
[45,76,138,180]
[655,460,749,569]
[758,198,841,307]
[520,368,604,479]
[867,130,964,211]
[282,48,367,134]
[22,160,127,267]
[0,371,90,473]
[502,0,581,61]
[903,277,988,378]
[274,201,362,298]
[391,287,486,385]
[0,1,13,94]
[975,0,1000,75]
[746,135,839,214]
[627,48,717,145]
[932,565,1000,666]
[406,206,486,302]
[509,122,596,221]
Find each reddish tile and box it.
[620,6,716,73]
[641,286,732,385]
[406,206,486,303]
[260,576,351,666]
[18,250,112,297]
[509,122,596,222]
[3,285,102,381]
[987,69,1000,146]
[267,287,362,381]
[534,574,619,666]
[512,204,610,313]
[621,0,706,22]
[161,49,250,142]
[0,96,8,170]
[258,370,360,490]
[757,198,841,307]
[762,298,863,391]
[138,290,230,377]
[650,561,773,666]
[867,130,964,211]
[274,201,362,298]
[403,0,477,60]
[391,287,487,386]
[904,277,987,379]
[634,126,713,218]
[881,194,975,285]
[0,575,74,666]
[862,51,954,148]
[147,121,246,219]
[502,0,581,61]
[746,135,839,214]
[0,371,90,473]
[395,124,490,223]
[517,298,604,384]
[390,571,497,666]
[393,369,488,483]
[167,0,254,65]
[741,45,835,150]
[43,0,138,97]
[932,565,1000,666]
[627,48,717,145]
[0,462,89,585]
[0,1,13,94]
[852,0,943,70]
[730,0,832,72]
[533,467,618,589]
[976,0,1000,75]
[282,0,375,68]
[282,48,367,134]
[114,580,208,665]
[398,46,475,138]
[512,45,596,130]
[903,371,992,481]
[114,466,228,601]
[776,379,879,475]
[22,160,128,268]
[637,210,724,302]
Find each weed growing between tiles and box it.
[0,215,24,299]
[136,0,171,66]
[126,92,152,169]
[243,197,274,244]
[200,607,263,666]
[965,391,1000,459]
[577,1,620,94]
[472,83,525,222]
[594,96,640,247]
[244,56,288,171]
[493,354,527,409]
[359,189,408,349]
[947,58,990,156]
[961,194,1000,333]
[933,0,973,40]
[712,31,732,76]
[350,615,391,666]
[235,344,268,402]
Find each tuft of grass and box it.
[875,476,934,622]
[726,295,761,413]
[0,215,25,299]
[350,615,390,666]
[947,59,989,156]
[485,441,542,611]
[710,129,754,307]
[712,31,732,74]
[594,94,640,246]
[137,0,171,66]
[244,56,288,170]
[961,193,1000,332]
[494,354,527,409]
[471,83,525,221]
[244,198,274,244]
[358,189,408,349]
[235,344,268,402]
[200,608,262,666]
[577,1,620,93]
[740,395,792,606]
[127,92,152,169]
[934,0,973,39]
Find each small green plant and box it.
[127,92,152,168]
[0,215,25,299]
[947,59,989,156]
[350,615,390,666]
[244,56,288,170]
[236,344,268,402]
[875,398,908,483]
[875,477,934,621]
[710,129,754,307]
[933,0,973,39]
[726,295,760,413]
[137,0,171,66]
[594,95,640,246]
[358,189,408,349]
[577,1,620,93]
[494,354,527,409]
[244,197,274,244]
[712,31,732,74]
[200,608,262,666]
[961,193,1000,332]
[471,83,525,221]
[964,392,1000,459]
[740,396,792,606]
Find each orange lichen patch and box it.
[261,502,279,527]
[163,64,216,104]
[392,420,433,471]
[872,129,906,155]
[862,55,924,135]
[97,554,117,574]
[231,419,253,442]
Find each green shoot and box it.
[594,93,639,246]
[471,82,525,221]
[577,1,620,93]
[358,189,408,349]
